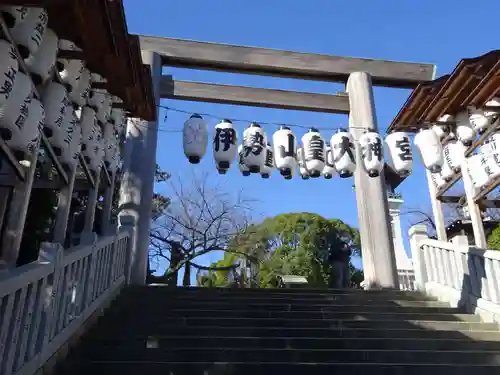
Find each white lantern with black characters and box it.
[7,98,44,153]
[261,143,274,179]
[455,111,476,147]
[413,128,443,173]
[60,107,78,166]
[301,128,325,178]
[40,81,68,155]
[440,149,455,182]
[479,142,500,183]
[466,154,490,190]
[296,147,309,180]
[330,129,356,178]
[79,106,97,158]
[272,126,297,180]
[322,142,336,179]
[183,114,208,164]
[443,138,465,175]
[0,71,31,141]
[213,119,237,174]
[484,98,500,123]
[237,144,250,176]
[26,28,58,85]
[110,107,125,134]
[430,172,447,189]
[385,131,413,177]
[488,132,500,167]
[68,68,91,106]
[242,122,266,173]
[0,40,19,107]
[359,131,384,178]
[1,7,48,59]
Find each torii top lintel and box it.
[139,35,436,89]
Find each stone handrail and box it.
[0,229,131,375]
[409,224,500,323]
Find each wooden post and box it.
[347,72,399,289]
[426,169,448,241]
[118,51,161,285]
[83,170,102,233]
[461,159,487,248]
[0,144,40,267]
[52,167,77,245]
[100,171,115,236]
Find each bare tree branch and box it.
[149,170,258,285]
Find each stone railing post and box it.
[408,224,429,291]
[37,242,64,356]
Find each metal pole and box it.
[118,51,161,285]
[347,72,399,289]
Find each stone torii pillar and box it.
[118,51,162,284]
[347,72,399,289]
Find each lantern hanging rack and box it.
[0,12,119,188]
[435,117,500,198]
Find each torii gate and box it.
[118,35,436,288]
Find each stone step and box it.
[86,325,500,341]
[73,347,500,365]
[123,286,430,300]
[85,335,500,351]
[109,301,458,314]
[58,361,500,375]
[103,309,474,322]
[93,316,495,332]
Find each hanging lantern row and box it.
[182,115,417,180]
[0,6,126,175]
[415,101,500,191]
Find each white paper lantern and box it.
[88,89,110,124]
[102,121,115,167]
[488,132,500,165]
[68,68,91,106]
[468,106,491,133]
[455,111,476,147]
[6,98,43,152]
[40,81,68,152]
[484,98,500,120]
[56,39,84,93]
[110,107,125,134]
[322,143,336,179]
[183,114,208,164]
[60,107,78,166]
[0,71,32,141]
[89,124,103,170]
[440,151,454,182]
[237,144,250,176]
[443,139,465,174]
[301,127,326,178]
[385,131,413,177]
[413,128,444,173]
[213,119,237,174]
[261,143,274,179]
[108,144,120,175]
[466,154,489,189]
[479,142,500,182]
[2,7,48,59]
[359,131,384,178]
[430,172,447,189]
[26,28,58,85]
[330,130,356,178]
[431,124,450,141]
[242,122,266,173]
[79,106,97,158]
[272,126,297,179]
[0,39,19,107]
[296,147,309,180]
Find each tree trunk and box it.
[183,262,191,286]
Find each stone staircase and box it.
[56,286,500,374]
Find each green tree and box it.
[203,212,362,289]
[487,225,500,250]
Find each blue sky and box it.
[123,0,498,279]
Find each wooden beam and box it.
[160,77,350,114]
[140,35,435,89]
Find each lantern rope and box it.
[155,104,372,133]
